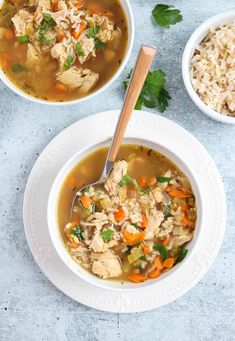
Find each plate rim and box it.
[23,110,227,313]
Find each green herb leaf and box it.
[152,4,183,28]
[101,229,114,242]
[123,68,170,112]
[86,26,100,38]
[81,186,91,194]
[119,174,151,194]
[75,42,85,56]
[38,33,55,45]
[153,244,168,260]
[162,204,172,219]
[38,13,55,45]
[70,226,84,241]
[158,176,171,183]
[11,64,27,73]
[175,247,188,264]
[140,255,147,262]
[119,174,135,186]
[119,174,142,191]
[94,38,105,49]
[63,55,74,70]
[157,87,171,112]
[131,223,139,228]
[17,35,29,43]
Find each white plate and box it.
[23,110,226,313]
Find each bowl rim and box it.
[47,136,203,292]
[0,0,135,105]
[182,10,235,125]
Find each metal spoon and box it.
[70,45,156,218]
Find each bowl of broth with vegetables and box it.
[0,0,134,103]
[48,139,199,290]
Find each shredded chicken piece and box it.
[89,232,107,253]
[12,10,33,36]
[105,160,128,196]
[144,209,164,240]
[26,44,41,70]
[57,66,99,92]
[91,251,122,278]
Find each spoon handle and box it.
[102,45,156,176]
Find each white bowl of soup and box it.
[47,138,200,290]
[0,0,134,104]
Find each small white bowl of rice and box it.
[182,10,235,124]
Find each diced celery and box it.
[127,247,144,264]
[99,197,112,209]
[122,261,132,273]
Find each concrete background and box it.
[0,0,235,340]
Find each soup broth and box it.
[0,0,128,101]
[57,145,197,283]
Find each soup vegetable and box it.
[0,0,127,101]
[58,145,197,283]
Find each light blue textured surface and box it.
[0,0,235,340]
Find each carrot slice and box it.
[141,243,150,254]
[128,273,148,283]
[166,187,192,198]
[140,214,148,228]
[65,221,79,239]
[80,195,92,209]
[114,207,125,222]
[181,213,190,226]
[66,175,76,188]
[180,204,190,212]
[56,32,66,42]
[4,29,14,41]
[162,235,171,246]
[148,268,161,279]
[74,0,84,8]
[65,221,80,248]
[123,230,145,246]
[154,256,164,270]
[51,0,58,11]
[146,176,157,187]
[163,257,175,268]
[71,21,86,39]
[138,175,147,188]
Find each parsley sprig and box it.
[124,69,171,112]
[38,13,55,45]
[152,4,182,28]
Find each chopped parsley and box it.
[75,42,85,56]
[119,174,151,194]
[86,26,100,38]
[94,38,105,49]
[63,55,74,70]
[17,35,29,43]
[11,64,27,73]
[158,176,171,183]
[124,69,170,112]
[70,226,84,241]
[153,243,168,260]
[175,247,188,264]
[140,255,147,262]
[38,13,55,45]
[101,229,114,242]
[162,204,172,219]
[152,4,183,28]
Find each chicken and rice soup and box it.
[57,145,197,283]
[0,0,127,101]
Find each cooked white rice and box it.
[190,23,235,117]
